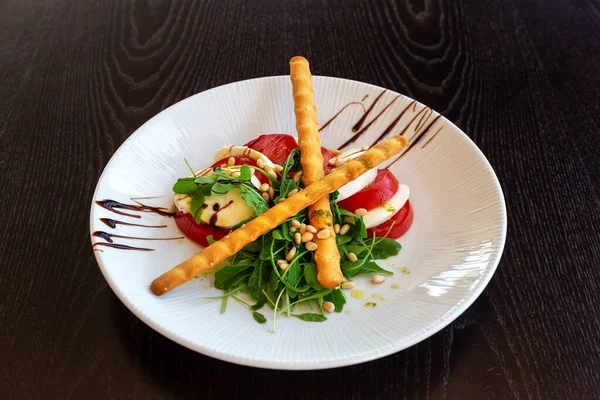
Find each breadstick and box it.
[151,135,408,296]
[290,56,342,289]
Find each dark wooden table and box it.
[2,0,599,398]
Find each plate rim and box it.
[90,75,508,370]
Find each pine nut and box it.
[267,187,275,199]
[290,226,297,233]
[347,252,358,262]
[317,229,331,239]
[322,301,335,313]
[279,196,286,201]
[341,280,356,289]
[286,247,297,261]
[299,223,306,234]
[361,144,369,151]
[293,171,302,182]
[339,224,350,235]
[261,192,270,202]
[241,224,246,228]
[334,224,340,234]
[305,241,318,251]
[305,224,317,234]
[278,261,289,271]
[228,156,236,166]
[268,170,277,178]
[256,158,265,168]
[328,157,337,166]
[355,208,367,216]
[274,165,284,173]
[259,183,270,192]
[301,232,314,242]
[372,274,386,284]
[231,171,241,178]
[335,158,344,167]
[291,219,301,228]
[276,259,286,266]
[344,216,354,223]
[288,188,299,197]
[220,163,228,169]
[294,232,302,244]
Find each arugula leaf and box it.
[268,267,279,291]
[240,185,269,215]
[252,311,267,324]
[291,313,327,322]
[241,241,261,253]
[251,294,266,310]
[272,230,285,241]
[358,261,393,275]
[247,260,262,300]
[303,263,324,290]
[214,264,253,290]
[206,235,216,245]
[324,289,346,313]
[239,164,252,181]
[194,175,217,185]
[285,262,301,287]
[341,260,393,278]
[173,178,199,194]
[355,217,368,239]
[336,234,353,245]
[212,182,236,196]
[190,191,205,224]
[260,236,273,261]
[371,238,402,259]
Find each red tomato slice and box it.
[175,211,229,247]
[245,134,298,165]
[338,168,400,211]
[366,200,413,239]
[211,155,270,185]
[245,133,334,170]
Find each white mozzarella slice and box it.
[250,174,261,189]
[200,188,255,228]
[362,185,410,229]
[213,146,276,169]
[174,193,192,213]
[337,168,377,201]
[335,148,378,201]
[173,188,255,228]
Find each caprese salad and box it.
[172,134,413,247]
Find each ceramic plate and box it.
[90,76,506,370]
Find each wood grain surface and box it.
[1,0,599,398]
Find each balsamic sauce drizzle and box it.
[338,95,401,150]
[92,231,183,243]
[319,101,367,132]
[387,115,443,167]
[95,199,175,218]
[92,242,154,252]
[94,198,176,251]
[351,90,387,132]
[421,126,444,149]
[99,218,167,229]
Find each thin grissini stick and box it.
[290,56,342,289]
[151,135,408,296]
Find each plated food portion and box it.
[152,57,413,327]
[90,58,507,368]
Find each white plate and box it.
[90,76,507,370]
